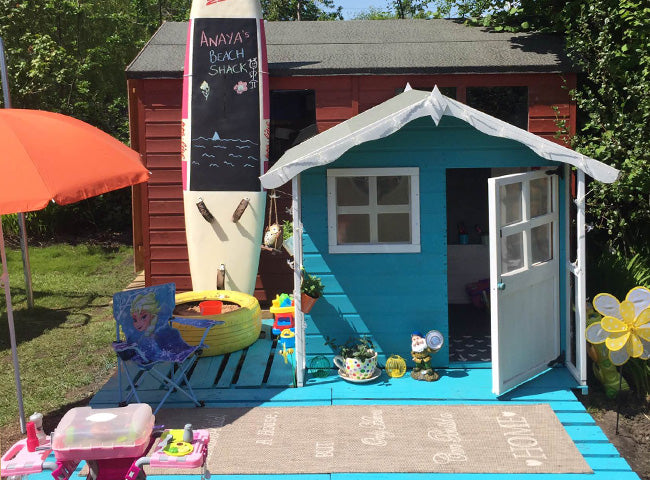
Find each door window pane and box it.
[377,176,409,205]
[337,214,370,243]
[531,223,552,264]
[501,232,524,273]
[336,177,369,206]
[500,183,522,225]
[530,177,550,218]
[378,213,411,243]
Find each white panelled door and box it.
[488,170,560,395]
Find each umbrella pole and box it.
[0,218,27,433]
[1,37,34,310]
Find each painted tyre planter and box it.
[173,290,261,357]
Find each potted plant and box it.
[300,270,324,313]
[282,220,294,256]
[325,336,378,380]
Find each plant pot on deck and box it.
[300,292,319,314]
[333,351,378,380]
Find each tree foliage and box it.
[566,1,650,254]
[429,0,650,255]
[353,0,434,19]
[261,0,342,21]
[0,0,190,141]
[430,0,567,31]
[0,0,190,238]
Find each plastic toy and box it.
[199,300,222,315]
[29,412,47,444]
[279,328,295,349]
[270,294,295,335]
[466,279,490,310]
[0,405,210,480]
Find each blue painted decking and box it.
[69,321,641,480]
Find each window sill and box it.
[329,244,421,254]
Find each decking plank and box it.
[135,363,174,389]
[87,357,641,480]
[266,350,296,387]
[216,350,244,388]
[586,456,633,471]
[331,472,639,479]
[237,327,274,387]
[563,425,611,442]
[201,386,333,404]
[574,441,621,457]
[190,356,224,388]
[555,412,597,424]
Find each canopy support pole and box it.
[0,218,26,433]
[0,37,34,309]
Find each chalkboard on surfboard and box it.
[189,18,261,192]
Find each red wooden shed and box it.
[126,19,577,305]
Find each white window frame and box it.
[327,167,420,254]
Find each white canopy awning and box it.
[259,85,619,188]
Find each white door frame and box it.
[292,175,306,387]
[565,168,587,386]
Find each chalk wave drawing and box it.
[191,132,260,170]
[193,134,257,145]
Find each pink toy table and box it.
[1,437,52,477]
[1,405,210,480]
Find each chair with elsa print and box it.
[112,283,220,413]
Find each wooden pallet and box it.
[88,336,640,480]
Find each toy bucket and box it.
[199,300,222,315]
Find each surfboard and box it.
[182,0,269,294]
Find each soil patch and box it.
[578,388,650,480]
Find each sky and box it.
[335,0,390,19]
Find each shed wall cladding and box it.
[300,115,562,363]
[129,72,575,304]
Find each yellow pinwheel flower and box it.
[585,286,650,366]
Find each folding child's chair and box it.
[112,283,218,413]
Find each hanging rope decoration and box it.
[263,190,283,249]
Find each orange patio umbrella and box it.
[0,109,150,431]
[0,109,150,214]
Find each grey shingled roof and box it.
[126,19,575,78]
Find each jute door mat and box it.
[152,404,592,475]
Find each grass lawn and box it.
[0,241,135,436]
